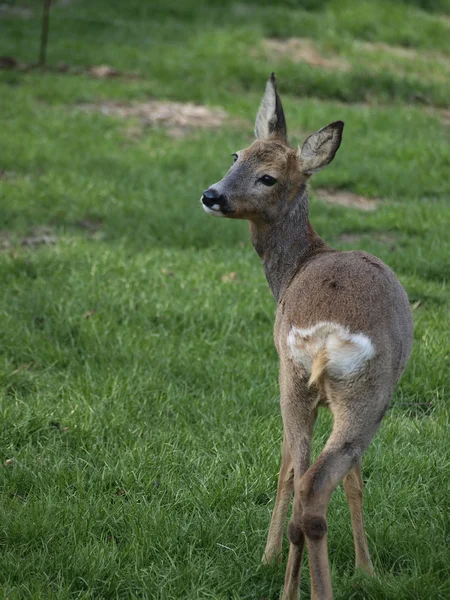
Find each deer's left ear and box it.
[254,73,287,143]
[299,121,344,175]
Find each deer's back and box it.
[276,249,413,386]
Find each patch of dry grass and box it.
[76,100,231,138]
[314,188,380,211]
[262,38,350,71]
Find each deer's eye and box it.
[259,175,277,186]
[231,153,238,164]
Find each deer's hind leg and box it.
[343,459,373,574]
[287,385,389,600]
[279,372,318,600]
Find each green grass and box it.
[0,1,449,598]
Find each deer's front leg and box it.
[262,435,294,565]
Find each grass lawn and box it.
[0,0,449,598]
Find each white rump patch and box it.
[287,322,375,379]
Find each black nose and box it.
[203,188,220,200]
[202,188,226,208]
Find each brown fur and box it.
[201,75,413,599]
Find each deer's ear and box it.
[254,73,287,143]
[299,121,344,175]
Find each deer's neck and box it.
[249,186,327,301]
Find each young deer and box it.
[200,74,413,599]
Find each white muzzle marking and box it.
[200,197,225,217]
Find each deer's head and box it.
[201,74,343,223]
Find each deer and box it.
[200,74,413,599]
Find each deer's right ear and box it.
[299,121,344,175]
[254,73,287,143]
